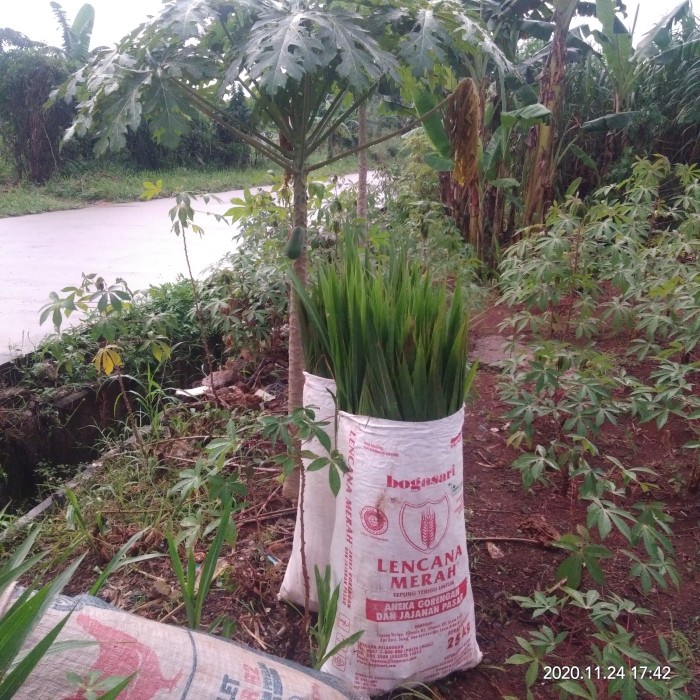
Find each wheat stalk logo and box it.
[399,497,449,553]
[420,508,437,549]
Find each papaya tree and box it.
[57,0,481,495]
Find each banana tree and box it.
[522,0,580,226]
[637,14,700,162]
[407,1,592,257]
[578,0,692,170]
[477,0,607,227]
[397,2,516,261]
[50,2,95,63]
[589,0,691,113]
[0,5,96,183]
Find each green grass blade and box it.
[0,555,47,597]
[94,673,136,699]
[0,554,84,678]
[297,241,472,421]
[3,529,42,577]
[89,528,151,596]
[194,498,234,626]
[0,612,72,698]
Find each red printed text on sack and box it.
[377,545,463,589]
[386,465,456,492]
[366,579,468,621]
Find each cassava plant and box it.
[39,273,172,459]
[497,160,699,697]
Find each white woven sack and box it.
[321,408,482,695]
[279,372,337,610]
[3,584,369,700]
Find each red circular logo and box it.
[361,506,388,536]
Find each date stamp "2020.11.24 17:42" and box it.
[543,666,673,682]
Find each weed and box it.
[309,565,363,670]
[167,496,236,631]
[65,671,134,700]
[89,527,165,597]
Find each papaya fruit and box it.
[285,225,305,259]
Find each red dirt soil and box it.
[33,303,699,700]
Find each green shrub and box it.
[0,48,73,182]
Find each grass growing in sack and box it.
[298,276,334,380]
[297,247,474,421]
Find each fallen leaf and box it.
[517,514,561,545]
[152,580,171,598]
[486,542,505,560]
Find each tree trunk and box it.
[523,0,578,226]
[441,178,471,247]
[438,171,454,213]
[357,102,368,221]
[281,169,308,500]
[481,184,499,268]
[601,91,622,175]
[468,182,480,254]
[492,184,505,250]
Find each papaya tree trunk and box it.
[281,168,308,500]
[357,101,368,221]
[523,0,578,226]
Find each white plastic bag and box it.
[279,372,337,610]
[321,408,481,695]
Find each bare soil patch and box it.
[13,302,700,700]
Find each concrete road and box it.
[0,174,363,364]
[0,190,246,363]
